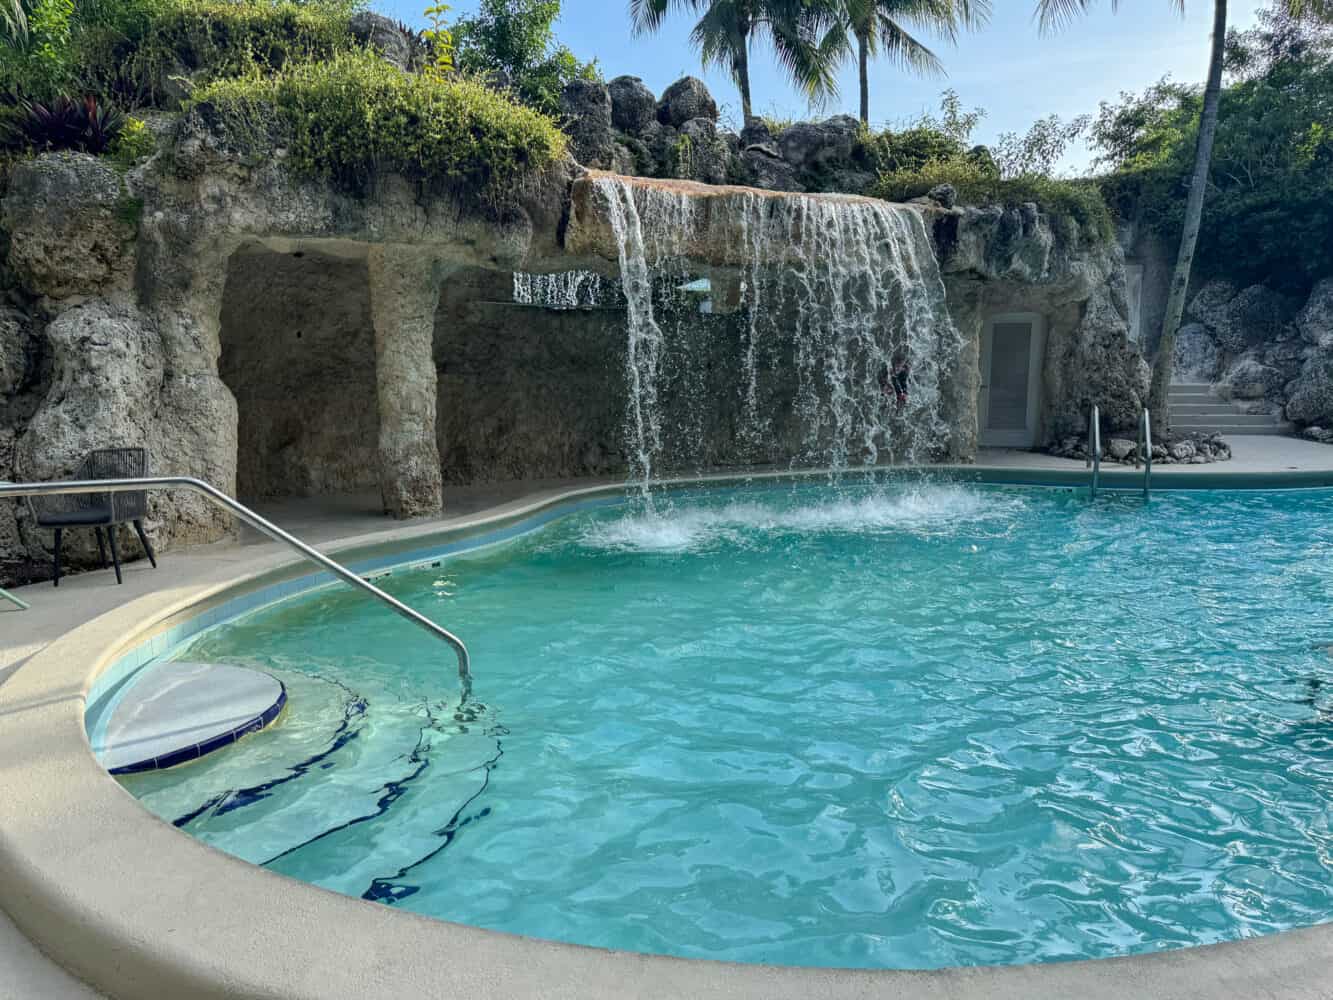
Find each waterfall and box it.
[512,270,607,310]
[519,176,964,494]
[592,176,963,491]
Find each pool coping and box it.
[3,468,1333,1000]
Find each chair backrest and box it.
[80,448,149,522]
[26,448,150,525]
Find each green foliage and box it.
[74,0,359,108]
[422,3,455,79]
[194,49,567,194]
[874,158,1113,244]
[0,0,74,98]
[452,0,598,116]
[110,115,155,164]
[114,193,144,228]
[1092,12,1333,294]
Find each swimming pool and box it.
[117,480,1333,970]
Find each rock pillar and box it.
[368,246,445,519]
[943,280,983,462]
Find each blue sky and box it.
[376,1,1268,170]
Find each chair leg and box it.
[52,528,62,588]
[133,520,157,569]
[108,527,123,585]
[94,527,109,569]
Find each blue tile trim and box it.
[108,684,288,775]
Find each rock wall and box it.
[0,108,1138,585]
[1173,278,1333,432]
[934,204,1148,444]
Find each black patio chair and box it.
[29,448,157,587]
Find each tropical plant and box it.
[2,0,26,40]
[452,0,599,115]
[630,0,843,122]
[1036,0,1332,430]
[829,0,988,127]
[4,94,125,152]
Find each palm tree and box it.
[631,0,842,122]
[835,0,989,127]
[1038,0,1330,431]
[2,0,27,40]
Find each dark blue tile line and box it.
[361,726,507,905]
[172,686,368,828]
[259,703,445,867]
[109,685,289,776]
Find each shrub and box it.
[75,0,359,108]
[873,158,1114,244]
[110,115,155,164]
[194,49,567,194]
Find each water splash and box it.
[591,177,963,494]
[582,484,1027,554]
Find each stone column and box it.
[942,279,984,463]
[368,246,445,519]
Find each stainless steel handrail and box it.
[0,585,28,610]
[0,477,472,700]
[1135,407,1153,499]
[1086,405,1101,499]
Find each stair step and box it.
[1173,423,1293,436]
[1171,403,1246,415]
[1170,382,1213,389]
[1171,412,1283,425]
[1168,389,1218,400]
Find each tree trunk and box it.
[735,34,753,122]
[1148,0,1227,433]
[858,30,870,126]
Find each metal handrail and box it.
[1086,405,1101,499]
[0,477,471,700]
[0,585,28,610]
[1135,407,1153,500]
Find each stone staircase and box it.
[1169,383,1293,436]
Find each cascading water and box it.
[593,176,963,492]
[512,269,607,310]
[520,176,964,496]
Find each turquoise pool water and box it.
[123,480,1333,969]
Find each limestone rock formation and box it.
[1215,356,1281,401]
[560,79,614,170]
[742,145,802,192]
[778,116,859,171]
[1,152,136,300]
[1298,277,1333,347]
[349,12,419,72]
[608,76,657,133]
[656,77,718,127]
[1172,322,1218,381]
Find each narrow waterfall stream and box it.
[520,176,964,494]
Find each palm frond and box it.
[873,16,946,75]
[1,0,27,40]
[631,0,695,37]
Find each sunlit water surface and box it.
[123,481,1333,969]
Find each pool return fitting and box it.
[0,477,473,701]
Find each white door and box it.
[980,313,1046,448]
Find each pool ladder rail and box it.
[0,476,472,700]
[1086,406,1152,501]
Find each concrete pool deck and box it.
[4,442,1333,998]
